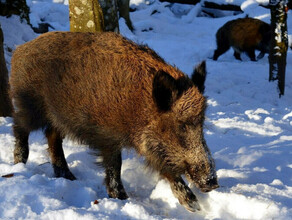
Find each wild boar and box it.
[213,17,271,61]
[10,31,218,212]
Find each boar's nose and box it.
[201,178,219,193]
[208,177,219,189]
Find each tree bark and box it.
[118,0,133,31]
[202,1,242,12]
[269,0,288,96]
[0,25,13,117]
[159,0,200,5]
[99,0,120,32]
[69,0,104,32]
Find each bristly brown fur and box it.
[213,17,271,61]
[10,31,218,212]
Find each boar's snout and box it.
[185,162,219,193]
[200,177,219,193]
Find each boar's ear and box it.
[191,61,206,94]
[153,70,179,112]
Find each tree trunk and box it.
[0,25,13,117]
[0,0,30,24]
[269,0,288,96]
[160,0,200,5]
[69,0,104,32]
[118,0,133,31]
[99,0,119,32]
[202,1,242,12]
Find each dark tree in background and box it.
[99,0,133,32]
[0,0,30,117]
[0,25,13,117]
[0,0,30,24]
[117,0,133,31]
[269,0,288,96]
[99,0,120,32]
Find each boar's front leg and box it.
[45,126,76,180]
[246,49,256,61]
[13,123,29,164]
[102,150,128,200]
[164,174,201,212]
[233,51,242,61]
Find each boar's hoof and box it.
[179,194,201,212]
[14,145,29,164]
[107,186,129,200]
[118,191,129,200]
[53,165,76,181]
[14,155,28,164]
[109,191,128,200]
[186,200,201,212]
[168,176,201,212]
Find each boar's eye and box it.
[180,124,187,132]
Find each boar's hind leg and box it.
[13,122,29,164]
[45,126,76,180]
[103,150,128,200]
[165,175,201,212]
[257,51,265,60]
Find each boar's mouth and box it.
[185,165,219,193]
[198,178,219,192]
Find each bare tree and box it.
[0,0,30,117]
[69,0,104,32]
[98,0,134,32]
[117,0,133,31]
[99,0,119,32]
[269,0,288,96]
[0,25,13,117]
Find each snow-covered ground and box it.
[0,0,292,219]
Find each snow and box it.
[1,0,292,219]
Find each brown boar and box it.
[10,31,218,212]
[213,17,271,61]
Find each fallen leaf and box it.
[93,200,99,205]
[2,173,14,178]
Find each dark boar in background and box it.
[213,17,271,61]
[10,32,218,212]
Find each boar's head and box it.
[141,61,218,193]
[258,22,271,54]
